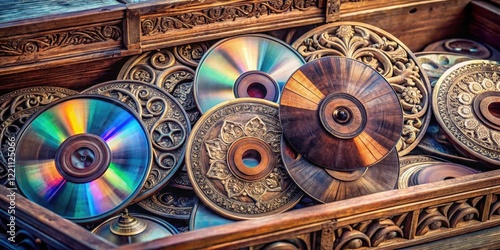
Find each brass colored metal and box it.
[282,137,399,203]
[0,86,77,183]
[138,185,197,220]
[433,60,500,166]
[415,52,475,87]
[117,42,211,125]
[291,22,432,157]
[110,209,147,236]
[83,80,191,201]
[280,57,402,170]
[185,98,303,220]
[92,210,178,245]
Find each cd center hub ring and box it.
[234,71,279,102]
[227,137,275,181]
[473,91,500,130]
[55,133,111,183]
[319,93,367,139]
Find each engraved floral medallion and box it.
[186,98,303,220]
[291,22,432,156]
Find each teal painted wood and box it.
[0,0,122,24]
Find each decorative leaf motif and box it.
[245,182,267,207]
[206,161,231,180]
[205,138,228,160]
[224,177,245,199]
[264,171,282,192]
[245,116,267,138]
[263,130,282,152]
[220,120,244,144]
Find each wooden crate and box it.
[1,0,500,249]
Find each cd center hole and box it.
[247,82,267,99]
[488,102,500,119]
[444,177,455,180]
[242,149,261,168]
[71,147,95,169]
[333,107,351,124]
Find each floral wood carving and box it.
[118,42,210,125]
[291,22,431,156]
[490,194,500,218]
[0,25,121,56]
[141,0,318,35]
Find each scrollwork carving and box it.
[292,22,431,156]
[0,25,121,56]
[141,1,318,35]
[138,186,197,220]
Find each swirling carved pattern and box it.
[292,23,431,156]
[141,0,318,35]
[138,186,197,220]
[83,82,190,200]
[118,43,210,125]
[0,25,121,56]
[333,215,405,249]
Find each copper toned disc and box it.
[282,137,399,203]
[433,60,500,166]
[280,57,402,170]
[291,22,432,157]
[186,98,303,220]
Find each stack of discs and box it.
[15,95,152,223]
[399,155,479,189]
[279,57,403,203]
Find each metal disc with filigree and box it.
[399,155,479,189]
[291,21,432,157]
[280,57,402,170]
[138,185,197,220]
[0,86,77,183]
[186,98,303,220]
[415,52,475,88]
[433,60,500,166]
[117,42,211,125]
[83,80,191,201]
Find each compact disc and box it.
[194,34,305,113]
[15,95,152,223]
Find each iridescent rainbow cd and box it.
[15,95,152,223]
[194,34,305,113]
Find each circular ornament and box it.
[433,60,500,166]
[194,34,305,113]
[423,38,500,61]
[15,95,152,223]
[282,137,399,203]
[83,80,191,201]
[91,209,178,245]
[280,57,402,170]
[138,185,197,220]
[186,98,303,220]
[291,21,432,156]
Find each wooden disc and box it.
[280,57,402,170]
[282,137,399,203]
[291,21,432,157]
[433,60,500,166]
[185,98,303,220]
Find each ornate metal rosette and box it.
[117,42,211,125]
[415,52,475,88]
[433,60,500,166]
[0,86,77,183]
[186,98,303,220]
[291,21,432,156]
[138,185,197,220]
[83,80,191,201]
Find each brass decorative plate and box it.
[186,98,303,220]
[280,57,402,170]
[117,42,211,125]
[169,165,193,190]
[433,60,500,166]
[291,21,432,157]
[0,86,77,184]
[423,38,500,61]
[83,80,191,201]
[138,185,197,220]
[282,137,399,203]
[415,52,475,88]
